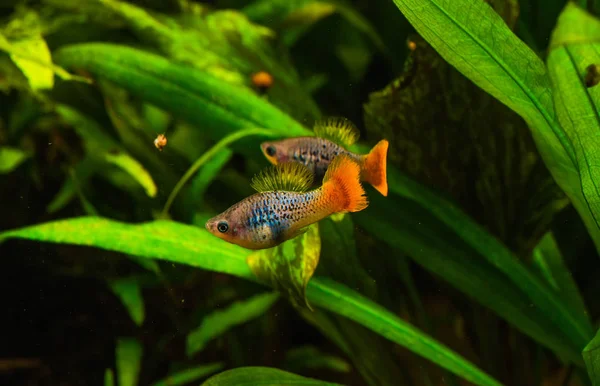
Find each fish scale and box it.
[243,191,321,243]
[289,137,361,180]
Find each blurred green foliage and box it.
[1,0,600,385]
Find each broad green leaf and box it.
[55,104,157,198]
[151,362,224,386]
[94,0,320,122]
[202,366,343,386]
[108,277,145,326]
[104,369,115,386]
[0,8,88,85]
[0,147,29,174]
[353,191,585,366]
[386,0,600,259]
[247,224,321,309]
[532,232,590,325]
[186,292,280,356]
[53,43,313,156]
[242,0,387,53]
[115,337,142,386]
[547,3,600,261]
[0,217,502,386]
[284,345,351,373]
[584,329,600,384]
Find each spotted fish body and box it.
[205,155,368,250]
[260,118,389,196]
[207,190,327,249]
[263,137,362,181]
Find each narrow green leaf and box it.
[94,0,320,121]
[0,147,29,174]
[53,43,312,155]
[189,149,232,200]
[353,192,585,366]
[186,292,280,357]
[0,217,502,386]
[104,368,115,386]
[0,8,88,85]
[201,366,343,386]
[284,346,351,373]
[584,329,600,384]
[247,223,321,310]
[532,232,591,324]
[387,0,600,258]
[108,277,145,326]
[548,3,600,259]
[151,362,224,386]
[55,104,157,198]
[115,338,142,386]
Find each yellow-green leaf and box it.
[548,4,600,258]
[0,147,29,174]
[202,367,343,386]
[186,292,279,356]
[247,223,321,310]
[115,338,142,386]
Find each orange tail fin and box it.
[322,155,368,214]
[361,139,389,196]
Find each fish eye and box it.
[266,145,276,157]
[217,221,229,233]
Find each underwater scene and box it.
[1,0,600,385]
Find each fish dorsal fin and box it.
[251,162,314,193]
[313,117,360,147]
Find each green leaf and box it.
[115,337,142,386]
[0,146,29,174]
[93,0,320,122]
[353,192,586,366]
[108,277,145,326]
[386,0,600,259]
[247,224,321,310]
[0,7,88,86]
[532,232,591,325]
[104,368,115,386]
[0,217,502,386]
[55,104,157,198]
[379,0,594,354]
[151,362,224,386]
[363,34,568,258]
[547,3,600,257]
[201,367,343,386]
[186,292,280,357]
[189,149,233,202]
[284,345,351,373]
[53,43,313,156]
[584,329,600,384]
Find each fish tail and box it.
[361,139,388,196]
[321,155,368,214]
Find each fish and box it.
[205,155,368,250]
[260,117,389,196]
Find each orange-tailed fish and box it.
[260,117,389,196]
[205,155,368,250]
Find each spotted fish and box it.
[205,155,368,250]
[260,117,389,196]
